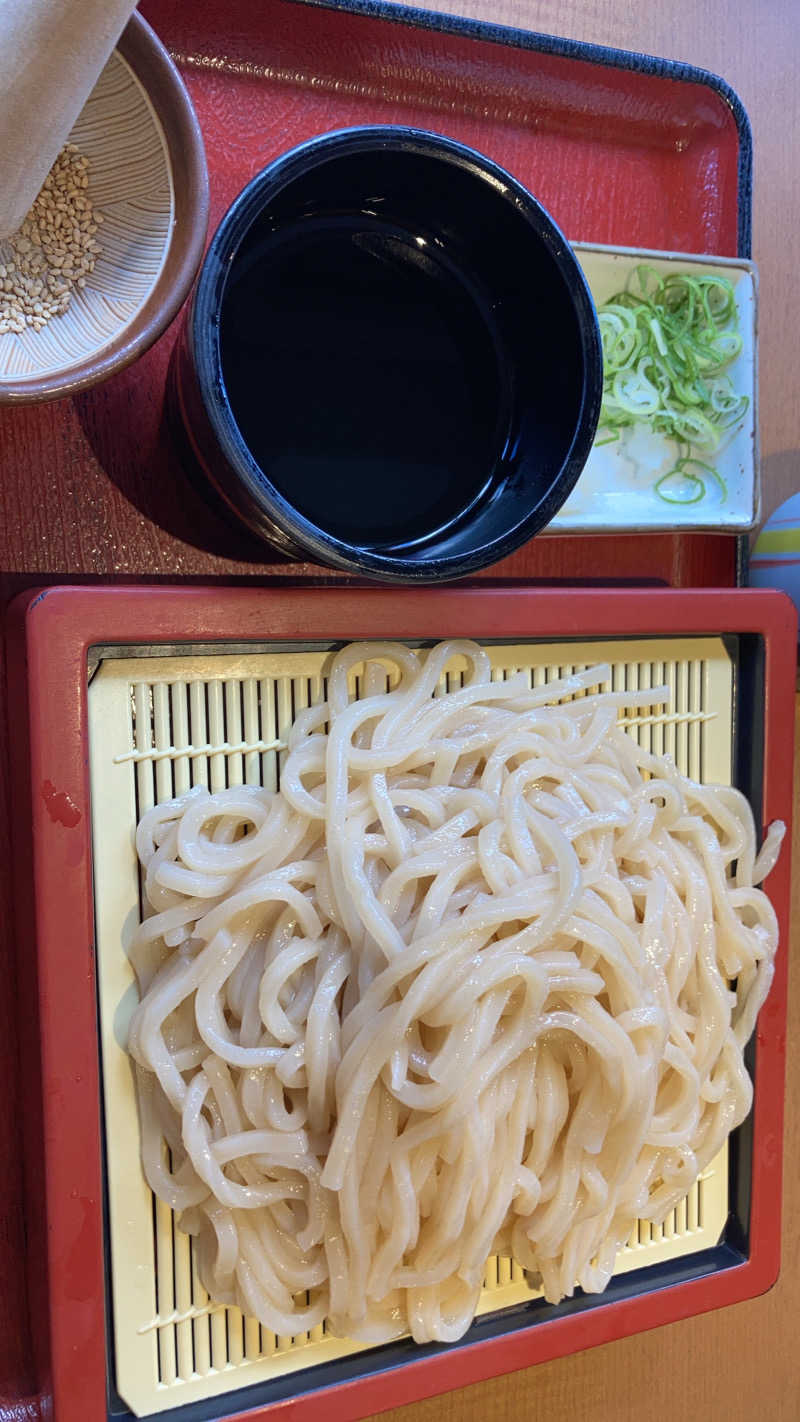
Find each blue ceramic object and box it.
[173,125,603,582]
[750,492,800,630]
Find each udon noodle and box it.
[127,641,782,1344]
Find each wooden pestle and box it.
[0,0,139,239]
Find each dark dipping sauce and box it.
[219,214,511,550]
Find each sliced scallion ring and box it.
[654,470,705,504]
[655,457,728,505]
[595,265,749,504]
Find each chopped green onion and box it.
[655,470,705,504]
[612,367,661,415]
[594,266,749,504]
[654,457,728,505]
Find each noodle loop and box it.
[128,642,781,1343]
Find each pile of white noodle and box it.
[127,641,782,1345]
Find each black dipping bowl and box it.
[173,126,602,581]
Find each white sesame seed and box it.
[0,141,103,334]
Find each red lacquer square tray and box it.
[3,584,795,1422]
[0,0,752,590]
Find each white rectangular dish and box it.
[549,244,758,534]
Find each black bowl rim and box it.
[191,124,602,582]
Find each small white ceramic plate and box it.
[549,243,758,533]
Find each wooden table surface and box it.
[0,0,798,1418]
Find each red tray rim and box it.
[5,583,795,1422]
[141,0,755,586]
[296,0,754,259]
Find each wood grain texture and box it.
[381,7,800,1421]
